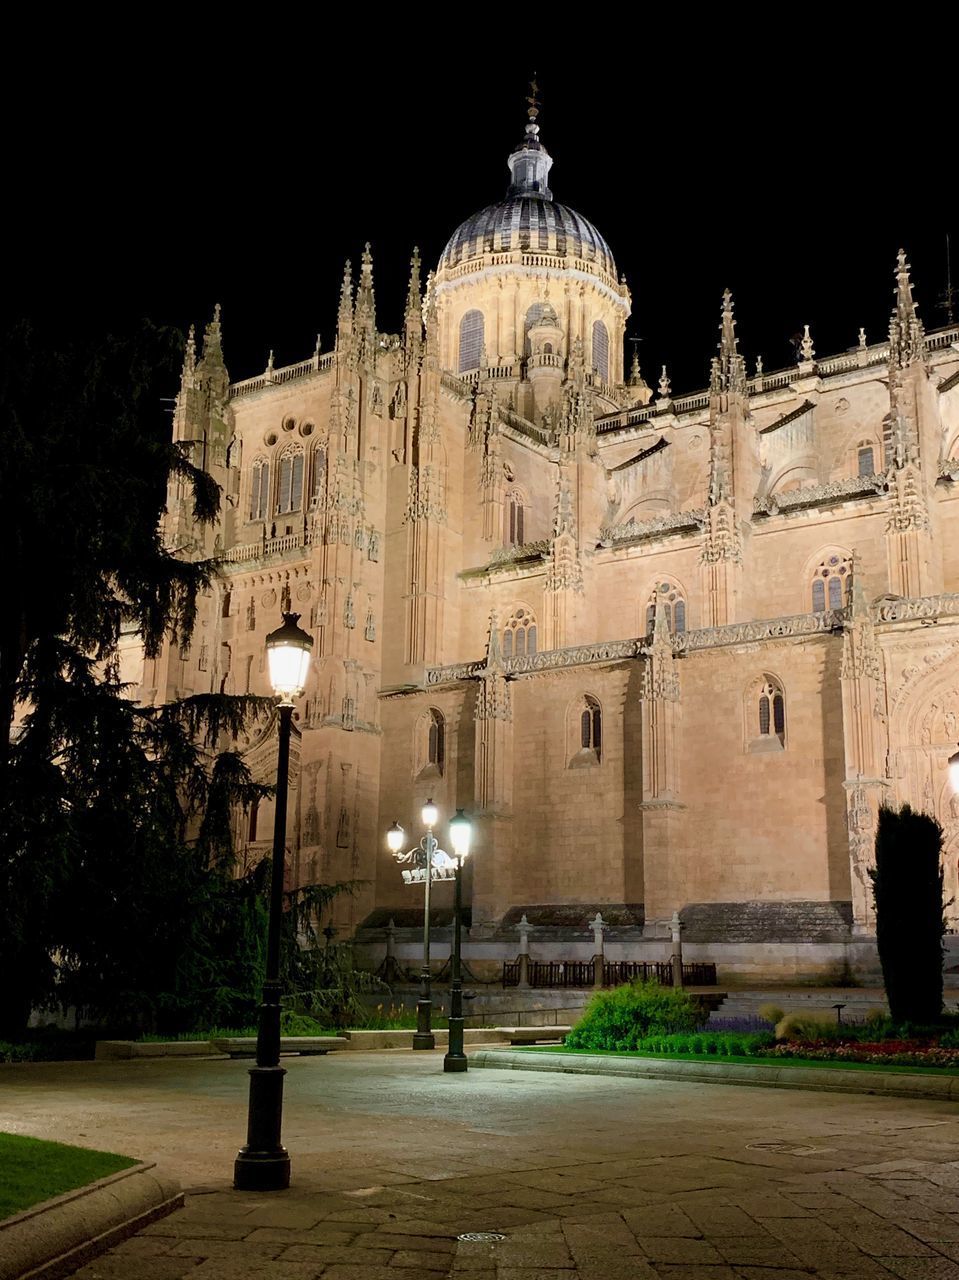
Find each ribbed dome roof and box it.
[439,197,617,279]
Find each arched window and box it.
[569,695,602,767]
[458,310,484,372]
[810,552,851,612]
[592,319,609,383]
[857,441,875,477]
[276,444,305,514]
[221,589,232,618]
[309,446,326,507]
[645,580,687,634]
[524,303,550,356]
[415,707,445,778]
[505,488,527,546]
[748,675,786,752]
[503,606,537,658]
[250,457,269,520]
[248,797,259,842]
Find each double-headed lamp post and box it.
[234,612,313,1193]
[444,808,473,1073]
[387,800,454,1050]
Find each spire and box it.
[889,248,926,368]
[404,247,423,336]
[507,78,553,199]
[710,290,747,395]
[179,324,196,394]
[337,260,353,341]
[356,243,376,329]
[201,303,223,365]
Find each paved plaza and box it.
[3,1051,959,1278]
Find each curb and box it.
[470,1049,959,1101]
[0,1161,182,1280]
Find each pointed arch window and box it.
[569,694,602,767]
[592,319,609,383]
[309,446,327,507]
[276,444,305,514]
[503,606,537,658]
[505,487,527,547]
[748,675,786,752]
[458,309,484,372]
[250,457,269,520]
[857,441,875,477]
[645,581,686,634]
[811,552,851,612]
[415,707,445,779]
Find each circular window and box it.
[265,431,278,446]
[300,422,315,438]
[282,417,296,432]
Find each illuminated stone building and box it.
[149,104,959,980]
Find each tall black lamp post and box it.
[386,801,455,1049]
[444,808,473,1073]
[234,612,313,1193]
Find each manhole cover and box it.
[746,1140,832,1157]
[458,1232,507,1242]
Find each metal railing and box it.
[501,959,717,989]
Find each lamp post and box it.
[234,612,313,1193]
[444,808,473,1073]
[387,801,456,1049]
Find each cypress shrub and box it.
[869,804,944,1025]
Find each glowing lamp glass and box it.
[421,799,439,829]
[386,821,405,854]
[265,613,313,701]
[448,808,472,861]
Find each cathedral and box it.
[148,102,959,982]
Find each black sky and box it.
[7,27,957,395]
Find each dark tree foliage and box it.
[870,804,945,1026]
[0,319,336,1036]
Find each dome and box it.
[439,198,617,280]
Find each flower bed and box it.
[763,1040,959,1069]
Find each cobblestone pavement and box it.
[3,1052,959,1278]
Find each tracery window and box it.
[747,675,786,752]
[415,707,445,779]
[811,552,851,612]
[309,446,327,507]
[592,319,609,383]
[568,694,603,767]
[276,444,305,514]
[458,309,485,372]
[645,580,687,634]
[505,487,527,546]
[250,457,269,520]
[503,606,537,658]
[857,441,875,477]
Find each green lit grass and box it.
[517,1046,959,1077]
[0,1133,137,1218]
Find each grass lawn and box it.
[519,1046,959,1077]
[0,1133,137,1219]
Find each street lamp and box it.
[386,800,456,1050]
[445,808,473,1073]
[234,612,313,1193]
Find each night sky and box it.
[7,32,956,396]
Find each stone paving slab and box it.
[4,1052,959,1277]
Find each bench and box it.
[210,1036,345,1058]
[497,1026,571,1045]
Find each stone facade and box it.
[148,106,959,979]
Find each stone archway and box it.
[889,650,959,929]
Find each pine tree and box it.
[0,319,295,1034]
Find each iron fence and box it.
[502,958,717,989]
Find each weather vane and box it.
[526,75,540,122]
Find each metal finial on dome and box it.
[508,77,552,199]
